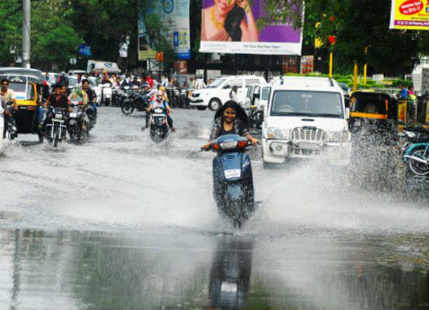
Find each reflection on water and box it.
[209,236,253,309]
[1,229,429,310]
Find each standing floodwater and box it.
[1,107,429,310]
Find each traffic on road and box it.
[1,69,429,309]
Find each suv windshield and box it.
[271,90,343,118]
[208,78,226,88]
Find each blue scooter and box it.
[203,134,255,228]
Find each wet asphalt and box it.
[1,107,429,310]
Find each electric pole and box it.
[22,0,31,68]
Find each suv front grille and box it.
[291,127,326,143]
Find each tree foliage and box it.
[0,0,81,70]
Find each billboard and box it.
[199,0,303,55]
[138,0,191,61]
[390,0,429,30]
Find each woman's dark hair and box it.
[215,100,249,126]
[225,5,245,41]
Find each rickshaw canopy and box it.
[350,90,397,120]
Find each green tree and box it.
[70,0,138,69]
[0,0,82,70]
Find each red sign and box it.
[399,0,423,15]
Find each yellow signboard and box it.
[138,50,157,61]
[390,0,429,30]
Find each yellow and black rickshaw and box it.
[0,68,45,142]
[348,90,398,145]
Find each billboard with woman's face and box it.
[200,0,303,55]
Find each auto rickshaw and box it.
[348,90,398,145]
[0,68,45,142]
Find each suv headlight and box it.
[266,127,290,140]
[327,130,351,143]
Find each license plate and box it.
[221,281,237,293]
[354,119,362,126]
[224,169,241,179]
[69,112,77,118]
[55,114,62,119]
[298,142,321,150]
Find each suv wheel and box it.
[209,99,221,111]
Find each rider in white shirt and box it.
[146,90,175,132]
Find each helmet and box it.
[159,86,166,92]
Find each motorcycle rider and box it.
[0,78,17,113]
[43,84,71,133]
[202,100,258,149]
[60,83,70,97]
[145,90,175,132]
[82,79,97,121]
[0,78,17,138]
[121,74,132,88]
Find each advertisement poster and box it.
[390,0,429,30]
[300,55,314,74]
[199,0,303,55]
[138,0,191,61]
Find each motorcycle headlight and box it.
[266,127,290,140]
[327,130,350,143]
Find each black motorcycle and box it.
[46,108,67,147]
[121,89,150,116]
[149,107,169,143]
[68,100,88,143]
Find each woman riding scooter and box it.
[202,100,258,149]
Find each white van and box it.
[87,60,120,74]
[262,76,352,167]
[189,75,266,111]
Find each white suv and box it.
[190,75,266,111]
[262,76,352,167]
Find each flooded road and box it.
[1,107,429,309]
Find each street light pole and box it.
[22,0,31,68]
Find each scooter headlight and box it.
[220,140,238,150]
